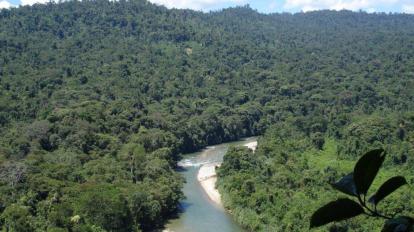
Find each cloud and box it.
[20,0,51,5]
[148,0,246,11]
[0,0,14,8]
[283,0,401,12]
[269,2,277,10]
[402,4,414,13]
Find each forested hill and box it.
[1,1,414,231]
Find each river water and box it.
[165,137,257,232]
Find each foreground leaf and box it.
[369,176,408,205]
[331,173,358,196]
[354,149,385,195]
[310,198,364,228]
[382,216,414,232]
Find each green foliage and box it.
[1,204,34,232]
[74,184,132,232]
[0,0,414,231]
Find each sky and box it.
[1,0,414,14]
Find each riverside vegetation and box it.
[1,0,414,231]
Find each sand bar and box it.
[197,163,222,206]
[197,139,258,206]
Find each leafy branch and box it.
[310,149,412,232]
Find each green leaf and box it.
[331,173,358,196]
[353,149,385,195]
[310,198,364,228]
[382,216,414,232]
[369,176,408,205]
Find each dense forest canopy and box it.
[0,0,414,231]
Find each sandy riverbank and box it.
[244,141,258,152]
[197,163,222,205]
[197,140,258,206]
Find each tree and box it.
[118,143,146,183]
[0,161,27,189]
[1,204,34,232]
[75,185,132,232]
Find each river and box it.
[164,137,257,232]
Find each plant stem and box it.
[358,194,392,220]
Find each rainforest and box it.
[0,0,414,231]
